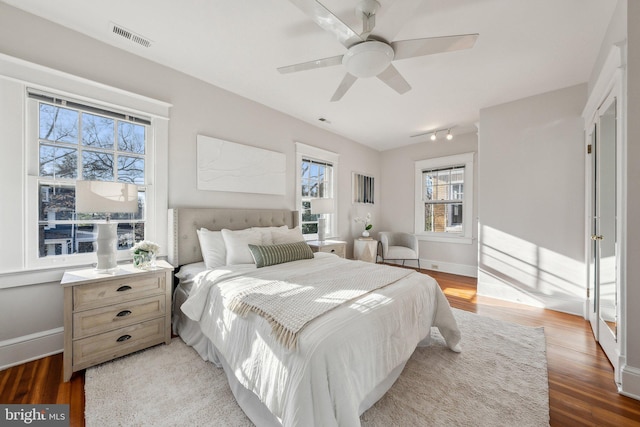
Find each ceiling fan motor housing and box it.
[342,41,394,78]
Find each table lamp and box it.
[75,180,138,271]
[310,198,334,242]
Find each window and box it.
[296,143,339,240]
[415,153,474,244]
[30,91,150,259]
[300,158,333,236]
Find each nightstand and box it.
[354,238,378,263]
[60,261,174,382]
[307,240,347,258]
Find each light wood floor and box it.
[2,269,640,426]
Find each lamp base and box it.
[318,217,327,242]
[95,222,118,271]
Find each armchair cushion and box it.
[379,231,419,260]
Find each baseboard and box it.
[0,327,63,370]
[621,364,640,400]
[477,269,584,316]
[384,258,477,278]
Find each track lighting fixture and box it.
[411,127,456,142]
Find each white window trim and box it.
[0,53,171,272]
[295,142,339,240]
[25,92,160,270]
[414,152,474,245]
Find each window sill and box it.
[416,234,473,245]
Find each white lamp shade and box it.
[76,181,138,214]
[310,198,335,215]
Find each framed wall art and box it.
[197,135,286,195]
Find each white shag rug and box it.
[85,309,549,426]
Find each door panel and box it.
[588,92,619,372]
[597,99,617,341]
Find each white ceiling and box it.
[3,0,617,151]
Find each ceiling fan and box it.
[278,0,479,101]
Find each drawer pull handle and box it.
[117,334,132,342]
[116,285,132,292]
[330,249,336,253]
[116,310,132,318]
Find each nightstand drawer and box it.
[307,240,347,259]
[73,274,165,311]
[317,244,346,258]
[72,318,166,371]
[73,294,166,339]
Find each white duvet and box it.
[181,253,461,427]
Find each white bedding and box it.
[180,253,461,427]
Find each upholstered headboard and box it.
[168,208,299,267]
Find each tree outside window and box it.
[37,100,147,258]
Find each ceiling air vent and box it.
[109,22,152,48]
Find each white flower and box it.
[354,213,373,230]
[132,240,159,254]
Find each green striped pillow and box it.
[248,241,314,268]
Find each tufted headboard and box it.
[167,208,299,267]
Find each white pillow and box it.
[251,225,289,245]
[174,261,207,284]
[196,228,226,269]
[221,228,263,265]
[271,226,305,244]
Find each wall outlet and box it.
[431,263,439,269]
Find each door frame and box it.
[582,45,626,385]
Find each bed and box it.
[169,208,461,427]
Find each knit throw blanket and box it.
[227,262,413,349]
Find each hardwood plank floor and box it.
[1,269,640,426]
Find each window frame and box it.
[414,152,474,244]
[295,142,339,241]
[25,90,158,269]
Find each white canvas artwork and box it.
[197,135,286,195]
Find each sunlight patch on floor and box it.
[442,287,476,300]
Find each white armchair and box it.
[378,232,421,270]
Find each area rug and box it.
[85,309,549,426]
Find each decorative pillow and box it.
[248,241,314,268]
[251,225,289,245]
[221,228,263,265]
[271,226,305,245]
[196,229,226,269]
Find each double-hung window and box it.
[415,152,474,244]
[29,90,150,261]
[296,143,339,240]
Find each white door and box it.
[589,92,619,372]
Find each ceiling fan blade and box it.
[278,55,344,74]
[330,73,358,102]
[377,64,411,94]
[392,34,479,60]
[372,0,424,42]
[288,0,363,48]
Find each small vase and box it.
[133,251,156,269]
[362,230,370,238]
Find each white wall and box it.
[0,3,380,368]
[477,84,587,315]
[379,132,478,276]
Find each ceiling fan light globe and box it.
[342,41,394,78]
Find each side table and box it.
[354,238,378,263]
